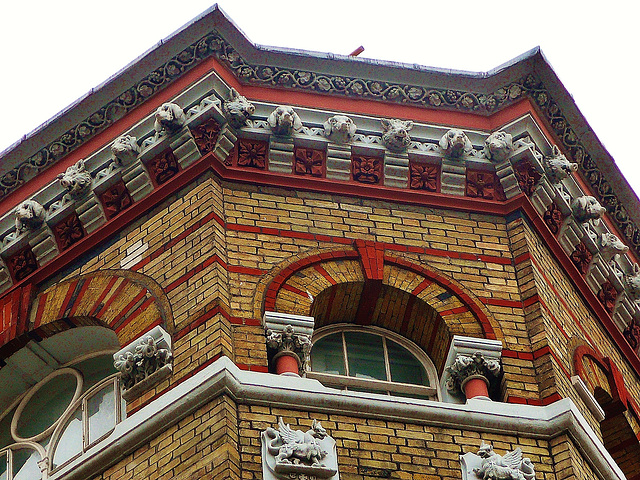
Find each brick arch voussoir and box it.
[29,269,174,347]
[384,253,501,341]
[254,246,359,320]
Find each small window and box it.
[309,325,438,400]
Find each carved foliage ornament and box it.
[409,162,439,191]
[352,155,382,184]
[147,150,180,185]
[624,321,640,350]
[465,170,505,201]
[99,181,133,220]
[191,118,222,155]
[262,417,338,480]
[53,212,85,251]
[543,202,563,235]
[7,246,38,282]
[294,148,325,177]
[265,325,312,374]
[238,139,268,169]
[514,160,541,196]
[461,442,535,480]
[598,281,618,314]
[114,335,172,390]
[445,352,501,396]
[570,242,593,275]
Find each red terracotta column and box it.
[445,351,501,401]
[264,313,314,377]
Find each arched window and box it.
[308,325,439,400]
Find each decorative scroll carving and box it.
[572,195,606,224]
[268,106,303,136]
[409,162,439,191]
[154,103,186,135]
[57,159,92,198]
[461,442,535,480]
[324,115,356,143]
[445,352,501,396]
[52,213,85,250]
[99,181,133,220]
[15,200,45,234]
[570,242,593,275]
[191,118,221,155]
[381,119,413,152]
[7,246,38,282]
[543,145,577,184]
[439,129,472,158]
[543,202,563,235]
[111,135,140,166]
[262,418,338,480]
[147,150,180,185]
[352,155,382,184]
[513,160,541,196]
[223,87,255,128]
[238,139,268,169]
[598,281,618,314]
[294,148,325,177]
[114,335,172,391]
[483,131,513,162]
[265,325,312,374]
[465,170,505,201]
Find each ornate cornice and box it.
[1,22,637,262]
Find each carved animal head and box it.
[483,131,513,162]
[154,103,186,135]
[381,119,413,152]
[311,419,327,439]
[268,106,303,136]
[439,129,472,158]
[111,135,140,166]
[223,88,255,128]
[57,159,92,196]
[477,442,495,458]
[599,233,628,260]
[324,115,357,143]
[15,200,45,233]
[625,264,640,300]
[544,145,578,183]
[572,195,606,223]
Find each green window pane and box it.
[344,332,386,381]
[52,408,82,468]
[310,334,345,375]
[88,383,116,445]
[0,451,7,480]
[387,339,428,386]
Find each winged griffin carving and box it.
[469,443,535,480]
[262,417,338,480]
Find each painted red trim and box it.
[95,279,130,319]
[114,298,154,334]
[33,291,48,329]
[68,277,93,317]
[57,279,79,319]
[480,298,522,308]
[89,277,119,317]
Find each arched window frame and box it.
[307,324,440,401]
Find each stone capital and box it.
[263,312,314,375]
[445,352,502,397]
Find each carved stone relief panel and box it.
[465,170,505,201]
[513,160,541,197]
[294,147,325,177]
[352,155,382,185]
[460,442,535,480]
[191,118,222,155]
[238,139,268,169]
[261,417,339,480]
[98,181,134,220]
[409,161,439,192]
[52,212,85,251]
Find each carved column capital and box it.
[263,311,315,376]
[445,352,502,398]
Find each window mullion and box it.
[342,332,350,377]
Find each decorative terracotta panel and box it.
[409,162,439,192]
[191,118,221,155]
[352,155,382,185]
[52,212,85,251]
[294,147,325,177]
[598,281,618,314]
[465,169,505,200]
[514,160,541,196]
[570,242,592,275]
[543,202,564,235]
[99,181,133,220]
[7,246,38,282]
[147,150,180,185]
[238,139,268,169]
[624,321,640,350]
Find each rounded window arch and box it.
[308,324,439,400]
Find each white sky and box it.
[1,1,639,190]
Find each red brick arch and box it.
[25,270,173,348]
[261,242,499,341]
